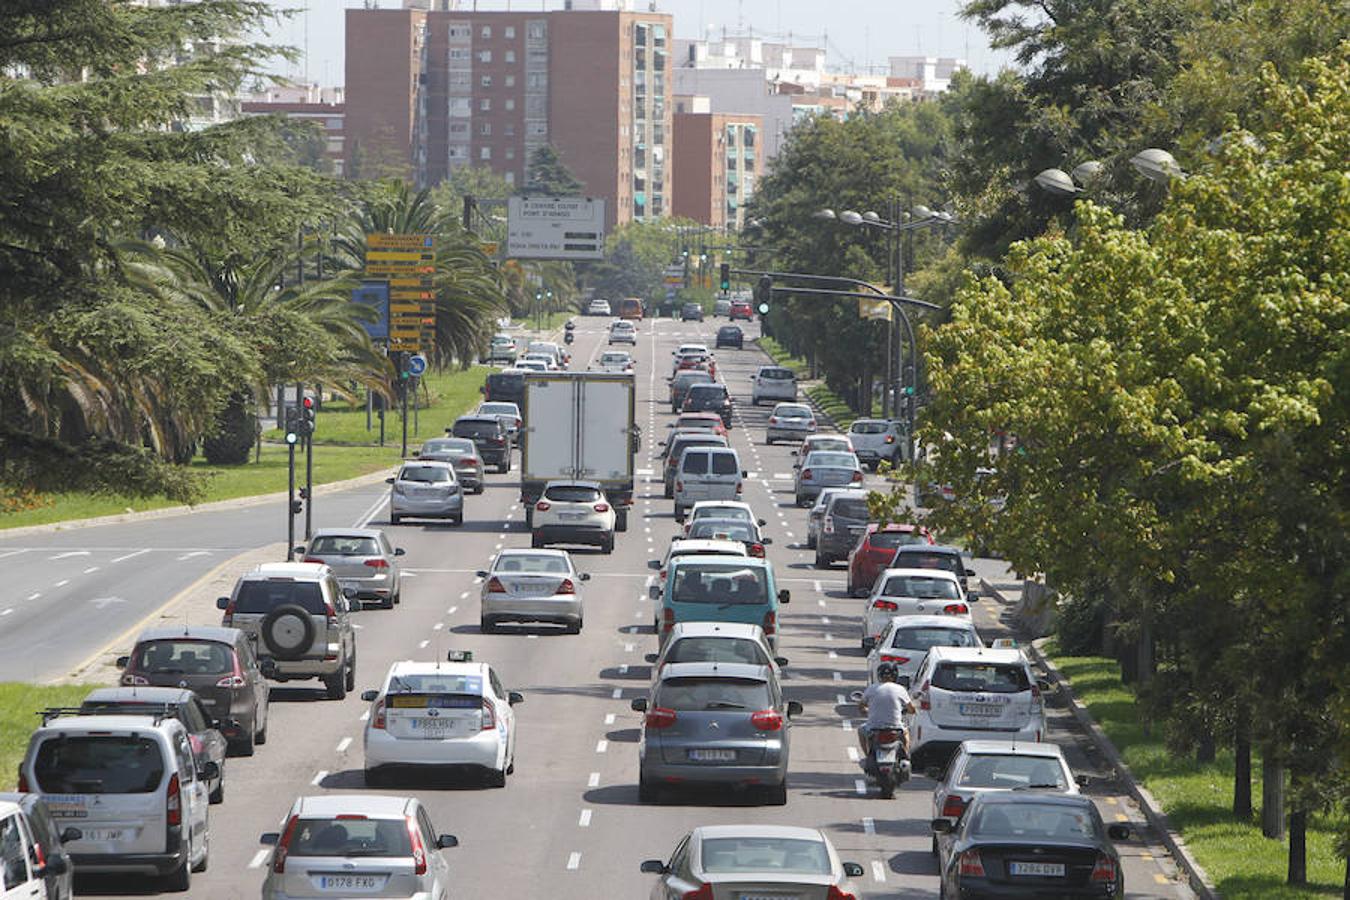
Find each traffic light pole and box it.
[400,375,409,459]
[305,424,314,540]
[286,438,297,561]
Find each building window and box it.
[450,122,469,136]
[653,23,666,47]
[635,53,646,71]
[726,126,737,146]
[525,95,546,116]
[449,71,470,88]
[449,97,470,117]
[635,23,647,47]
[527,122,547,137]
[448,24,470,39]
[527,21,546,41]
[505,26,516,39]
[504,122,516,136]
[505,98,515,111]
[448,145,468,160]
[505,170,515,184]
[505,74,516,87]
[527,72,546,89]
[481,146,492,160]
[449,48,470,61]
[506,146,516,159]
[505,49,516,63]
[481,75,492,87]
[479,122,491,135]
[478,50,492,63]
[480,25,491,38]
[480,98,491,111]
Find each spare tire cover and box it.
[261,604,316,660]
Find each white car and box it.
[608,321,637,345]
[513,359,548,372]
[751,365,798,405]
[641,826,865,899]
[588,298,612,316]
[905,646,1047,768]
[865,614,984,684]
[682,500,764,535]
[527,340,565,366]
[646,537,748,602]
[593,350,635,373]
[765,402,817,445]
[477,548,589,634]
[531,480,617,553]
[862,567,970,650]
[260,794,459,900]
[521,351,558,370]
[361,655,523,786]
[792,433,855,467]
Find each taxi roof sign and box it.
[446,650,475,663]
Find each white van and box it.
[672,447,746,521]
[20,710,213,891]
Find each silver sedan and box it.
[640,825,864,899]
[766,402,817,445]
[298,528,405,608]
[476,549,590,634]
[794,450,864,506]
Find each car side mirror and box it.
[259,659,278,678]
[965,568,977,576]
[774,656,789,667]
[644,653,658,664]
[475,569,489,578]
[648,585,661,600]
[59,827,82,844]
[579,573,591,581]
[40,855,70,877]
[640,859,668,874]
[394,548,406,557]
[924,766,945,781]
[842,862,865,878]
[1107,824,1131,841]
[198,761,220,781]
[115,655,130,668]
[215,597,230,610]
[437,834,459,849]
[630,698,648,712]
[508,691,524,705]
[757,518,767,526]
[777,589,790,604]
[785,700,803,718]
[897,675,911,688]
[260,832,280,846]
[386,477,395,484]
[930,818,954,834]
[341,587,357,601]
[361,690,379,702]
[293,545,306,556]
[741,470,749,478]
[647,559,661,570]
[761,537,773,545]
[1076,774,1091,787]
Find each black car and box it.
[681,383,734,427]
[680,302,704,321]
[481,370,526,407]
[715,325,743,349]
[0,792,78,900]
[450,415,512,472]
[933,793,1129,899]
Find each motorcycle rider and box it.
[856,662,915,760]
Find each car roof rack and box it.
[40,704,178,726]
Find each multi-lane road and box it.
[4,316,1194,898]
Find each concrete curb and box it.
[982,577,1222,900]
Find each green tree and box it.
[525,144,584,195]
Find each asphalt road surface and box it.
[26,315,1193,898]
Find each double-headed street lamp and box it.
[1034,148,1185,197]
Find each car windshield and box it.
[309,536,381,556]
[807,439,851,453]
[806,452,856,468]
[655,677,769,711]
[494,553,569,574]
[830,498,871,520]
[671,564,768,604]
[286,817,414,859]
[881,575,961,599]
[850,421,891,435]
[932,662,1031,693]
[666,637,769,666]
[869,530,926,550]
[689,521,755,542]
[675,373,712,387]
[487,373,524,390]
[544,484,602,503]
[34,736,165,794]
[891,626,978,652]
[233,579,327,615]
[970,802,1098,840]
[699,837,831,875]
[776,405,811,417]
[687,386,726,400]
[894,551,964,577]
[958,755,1068,790]
[759,368,794,381]
[132,639,233,675]
[601,354,628,364]
[399,465,453,483]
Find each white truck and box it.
[520,372,638,531]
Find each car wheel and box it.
[474,484,485,495]
[765,781,788,806]
[390,514,402,525]
[766,436,774,446]
[231,728,255,758]
[567,618,582,635]
[345,655,356,692]
[531,532,544,549]
[452,513,464,526]
[638,777,658,804]
[324,668,347,701]
[192,834,209,873]
[602,534,615,553]
[380,593,394,610]
[931,833,939,857]
[807,533,817,550]
[209,767,224,804]
[486,767,507,788]
[254,706,268,746]
[615,509,629,532]
[663,483,673,499]
[481,617,497,634]
[814,552,831,569]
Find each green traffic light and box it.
[757,303,770,315]
[285,432,298,445]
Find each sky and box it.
[257,0,1014,89]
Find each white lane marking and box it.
[176,550,210,560]
[447,606,458,615]
[527,634,538,640]
[494,543,503,550]
[863,817,876,835]
[401,572,419,578]
[773,472,793,479]
[459,591,470,600]
[578,809,592,827]
[624,643,634,652]
[433,623,444,631]
[26,593,40,601]
[822,616,831,625]
[359,710,370,721]
[83,566,99,574]
[604,713,616,725]
[785,531,795,538]
[110,549,151,564]
[814,580,823,592]
[828,650,838,659]
[0,549,27,561]
[836,694,846,705]
[588,772,600,787]
[611,688,622,699]
[336,737,352,753]
[0,609,11,617]
[311,771,328,786]
[818,598,827,607]
[566,852,581,870]
[419,640,430,649]
[634,610,643,619]
[841,719,852,730]
[825,633,834,642]
[618,664,629,674]
[595,740,608,753]
[49,551,89,560]
[854,779,867,795]
[354,493,389,528]
[54,579,69,588]
[847,746,861,761]
[833,672,843,682]
[248,849,271,869]
[871,861,886,882]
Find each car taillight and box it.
[943,603,968,616]
[491,436,505,445]
[464,458,479,466]
[884,434,895,444]
[221,598,236,626]
[594,503,610,512]
[17,773,29,792]
[823,515,834,534]
[536,501,551,512]
[486,576,507,593]
[165,773,181,826]
[216,674,246,688]
[371,698,386,729]
[762,610,776,636]
[481,699,497,731]
[302,557,323,564]
[958,849,985,877]
[941,795,967,818]
[851,471,863,482]
[751,709,783,731]
[879,654,909,664]
[769,416,779,424]
[272,815,300,873]
[873,599,899,611]
[662,607,675,633]
[826,887,857,900]
[645,707,678,729]
[749,543,765,558]
[735,482,743,494]
[801,468,813,480]
[557,579,576,594]
[408,816,428,875]
[325,600,338,625]
[917,680,931,710]
[364,558,389,569]
[1090,853,1118,883]
[515,418,522,428]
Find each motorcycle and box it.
[564,330,575,345]
[851,691,910,798]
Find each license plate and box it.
[319,875,381,889]
[741,895,796,900]
[959,703,1004,717]
[514,582,552,594]
[411,717,456,729]
[84,829,124,841]
[688,748,736,761]
[559,512,585,520]
[1009,861,1065,877]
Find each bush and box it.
[1055,592,1106,655]
[203,389,257,465]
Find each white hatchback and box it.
[531,480,617,553]
[865,614,984,684]
[862,567,971,650]
[361,657,523,787]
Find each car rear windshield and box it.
[687,385,727,399]
[233,580,327,615]
[807,439,851,452]
[693,507,751,523]
[776,405,811,417]
[671,437,725,458]
[544,485,602,503]
[495,553,569,574]
[480,404,516,416]
[386,673,482,694]
[709,452,740,475]
[970,802,1097,839]
[806,452,856,468]
[932,662,1031,693]
[601,354,628,364]
[671,564,768,604]
[680,452,709,474]
[309,536,380,556]
[421,440,471,455]
[759,368,794,381]
[700,837,830,875]
[829,497,871,520]
[688,521,754,543]
[891,626,979,652]
[850,421,891,435]
[894,550,964,576]
[132,639,234,675]
[666,637,769,666]
[487,373,524,390]
[674,372,712,387]
[286,818,413,858]
[399,465,453,483]
[655,677,770,711]
[959,755,1068,790]
[880,575,961,600]
[34,736,165,794]
[718,327,740,336]
[869,530,926,550]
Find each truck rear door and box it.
[578,378,634,482]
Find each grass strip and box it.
[0,683,107,790]
[1043,638,1344,899]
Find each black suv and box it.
[715,325,743,349]
[681,302,705,322]
[682,383,734,427]
[481,370,526,407]
[451,415,512,472]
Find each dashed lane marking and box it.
[828,650,838,659]
[847,747,860,762]
[833,672,843,681]
[595,740,608,753]
[578,810,592,827]
[841,719,852,730]
[336,737,352,753]
[359,710,369,722]
[433,623,443,631]
[567,852,581,870]
[854,779,867,795]
[588,772,600,788]
[311,771,327,786]
[862,817,876,835]
[54,580,69,588]
[419,640,430,649]
[26,593,39,601]
[176,551,210,560]
[814,580,823,592]
[49,551,90,560]
[611,688,622,699]
[248,849,271,869]
[447,606,458,615]
[604,713,615,725]
[871,861,886,883]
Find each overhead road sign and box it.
[368,234,434,250]
[507,197,606,260]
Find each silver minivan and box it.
[673,447,745,521]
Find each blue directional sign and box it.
[408,354,428,376]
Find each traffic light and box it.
[755,275,773,316]
[719,263,730,292]
[289,498,303,514]
[283,407,301,444]
[299,395,316,437]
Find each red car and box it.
[672,411,728,437]
[729,301,753,321]
[677,354,717,379]
[846,522,935,597]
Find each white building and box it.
[674,35,826,89]
[887,56,968,94]
[672,67,795,161]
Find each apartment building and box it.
[241,84,346,175]
[671,105,763,230]
[345,5,674,227]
